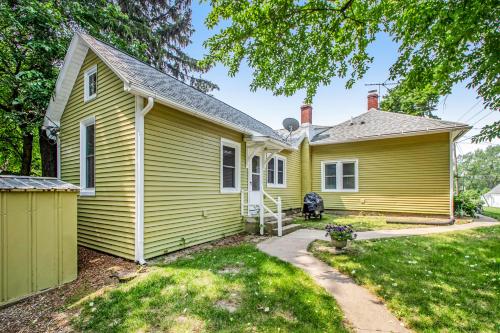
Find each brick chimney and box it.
[367,90,379,110]
[301,104,312,125]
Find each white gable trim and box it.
[45,33,131,127]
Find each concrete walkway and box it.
[257,218,497,333]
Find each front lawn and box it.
[73,244,349,332]
[310,226,500,332]
[483,206,500,221]
[294,213,466,232]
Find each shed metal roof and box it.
[0,176,79,192]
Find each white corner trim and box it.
[266,154,287,188]
[220,137,241,194]
[321,159,359,193]
[83,64,97,102]
[135,96,154,264]
[79,116,95,196]
[449,132,454,218]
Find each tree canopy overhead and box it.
[202,0,499,141]
[0,0,215,175]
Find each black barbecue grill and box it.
[302,192,324,220]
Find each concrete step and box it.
[246,213,286,223]
[265,217,294,228]
[272,224,301,236]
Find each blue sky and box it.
[187,2,499,154]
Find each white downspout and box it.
[135,96,154,264]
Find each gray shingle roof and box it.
[79,33,284,142]
[0,176,79,191]
[486,184,500,195]
[311,110,470,144]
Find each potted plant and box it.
[325,224,357,249]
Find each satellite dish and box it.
[282,118,300,132]
[44,126,60,144]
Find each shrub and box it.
[325,224,357,241]
[454,190,483,217]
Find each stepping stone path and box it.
[258,217,497,333]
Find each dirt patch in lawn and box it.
[0,247,141,333]
[153,233,266,265]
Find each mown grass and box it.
[483,206,500,221]
[310,226,500,333]
[72,244,349,333]
[293,213,462,231]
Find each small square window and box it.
[84,65,97,102]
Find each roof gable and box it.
[46,33,285,142]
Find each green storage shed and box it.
[0,176,78,306]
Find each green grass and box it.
[293,213,462,232]
[310,226,500,333]
[72,244,349,333]
[483,207,500,221]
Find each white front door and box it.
[248,154,262,215]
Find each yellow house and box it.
[45,33,470,262]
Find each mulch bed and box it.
[0,247,139,333]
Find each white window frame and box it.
[83,65,97,102]
[220,138,241,194]
[321,160,358,192]
[80,116,96,196]
[267,154,287,188]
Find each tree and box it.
[457,145,500,193]
[201,0,499,140]
[0,0,215,176]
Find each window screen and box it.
[277,159,284,184]
[85,124,95,188]
[342,162,355,190]
[222,145,236,188]
[324,163,337,190]
[267,158,275,184]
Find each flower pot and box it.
[331,239,348,249]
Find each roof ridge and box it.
[372,109,469,127]
[78,32,280,137]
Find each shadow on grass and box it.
[310,226,500,332]
[73,244,349,333]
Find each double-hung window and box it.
[84,65,97,102]
[267,155,286,188]
[220,138,241,193]
[321,160,358,192]
[80,117,96,196]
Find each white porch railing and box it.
[241,190,282,236]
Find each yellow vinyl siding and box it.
[59,51,136,259]
[301,139,312,194]
[311,133,451,216]
[264,148,303,210]
[143,104,246,259]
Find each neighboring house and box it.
[45,33,470,262]
[483,184,500,207]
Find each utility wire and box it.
[471,111,495,127]
[464,108,485,124]
[457,100,481,121]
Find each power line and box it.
[457,100,481,121]
[464,108,485,123]
[471,111,496,126]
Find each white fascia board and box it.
[244,136,296,151]
[310,126,472,146]
[127,85,285,145]
[45,35,88,126]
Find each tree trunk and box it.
[20,132,33,175]
[39,126,58,177]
